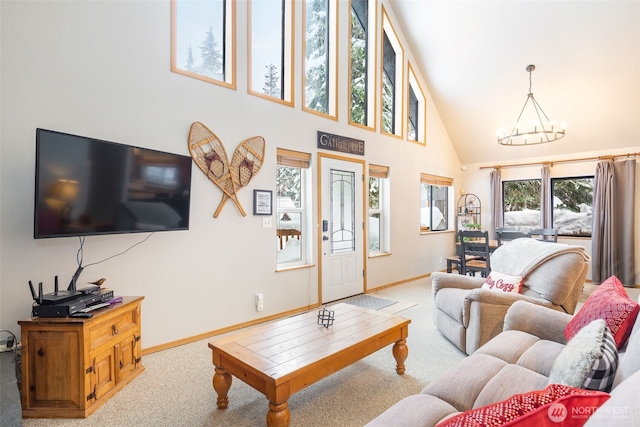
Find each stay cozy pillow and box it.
[435,384,610,427]
[482,271,523,294]
[565,276,639,349]
[549,319,618,392]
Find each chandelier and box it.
[497,65,566,146]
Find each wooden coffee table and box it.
[208,303,410,426]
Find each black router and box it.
[29,275,81,305]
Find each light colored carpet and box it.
[19,278,634,427]
[21,277,466,427]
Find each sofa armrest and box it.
[503,300,573,344]
[464,289,554,307]
[432,272,484,295]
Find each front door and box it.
[319,155,365,303]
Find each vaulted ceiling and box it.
[387,1,640,166]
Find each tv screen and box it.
[34,128,192,238]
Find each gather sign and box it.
[317,131,365,156]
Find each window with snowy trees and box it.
[349,0,376,129]
[248,0,294,106]
[303,0,337,119]
[502,177,593,236]
[171,0,236,89]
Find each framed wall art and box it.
[253,190,272,215]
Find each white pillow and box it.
[481,271,523,293]
[548,319,618,392]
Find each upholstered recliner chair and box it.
[433,238,590,355]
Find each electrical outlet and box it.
[255,293,264,311]
[439,257,443,264]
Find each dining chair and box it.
[496,229,529,246]
[458,230,491,277]
[528,228,558,242]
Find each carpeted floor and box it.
[7,278,637,427]
[13,277,466,427]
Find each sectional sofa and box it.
[366,276,640,426]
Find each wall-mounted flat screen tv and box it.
[34,128,192,238]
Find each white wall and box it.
[0,1,463,349]
[5,1,635,351]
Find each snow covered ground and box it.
[504,208,592,236]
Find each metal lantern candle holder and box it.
[317,307,335,328]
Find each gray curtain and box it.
[592,159,636,286]
[490,168,502,238]
[541,164,551,228]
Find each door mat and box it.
[338,294,398,311]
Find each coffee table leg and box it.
[392,339,408,374]
[213,367,232,409]
[267,401,290,427]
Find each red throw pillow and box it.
[564,276,639,349]
[481,271,523,294]
[435,384,610,427]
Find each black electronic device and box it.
[34,128,192,239]
[30,275,81,305]
[69,312,93,318]
[78,285,101,295]
[31,289,115,318]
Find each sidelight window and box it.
[276,149,311,268]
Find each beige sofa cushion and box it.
[516,339,565,376]
[365,394,458,427]
[474,330,540,363]
[473,364,549,408]
[420,354,506,411]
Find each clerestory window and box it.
[381,6,404,138]
[171,0,236,89]
[407,63,426,144]
[349,0,376,130]
[303,0,337,119]
[248,0,294,106]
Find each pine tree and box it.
[382,73,394,133]
[350,10,367,124]
[198,27,222,79]
[263,64,280,97]
[305,0,328,113]
[184,44,194,72]
[504,180,542,211]
[277,167,301,206]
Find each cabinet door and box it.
[89,347,117,403]
[116,333,141,383]
[25,330,83,410]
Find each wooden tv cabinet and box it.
[18,296,144,418]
